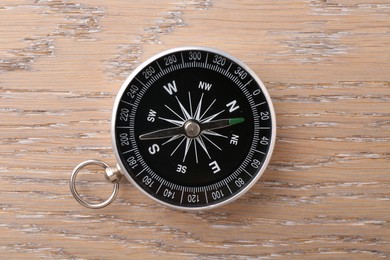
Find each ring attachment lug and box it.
[104,166,122,183]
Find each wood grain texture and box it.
[0,0,389,259]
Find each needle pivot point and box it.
[184,120,201,138]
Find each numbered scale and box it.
[70,47,276,210]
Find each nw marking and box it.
[230,134,239,145]
[198,81,212,91]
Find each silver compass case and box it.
[111,47,276,210]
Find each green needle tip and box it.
[229,117,245,126]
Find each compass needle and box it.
[112,47,275,209]
[229,117,245,126]
[139,125,184,140]
[158,117,183,126]
[200,117,245,132]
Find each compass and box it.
[70,47,276,210]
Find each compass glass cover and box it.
[113,47,275,209]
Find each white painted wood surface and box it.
[0,0,389,258]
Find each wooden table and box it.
[1,0,389,259]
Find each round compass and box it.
[112,47,276,210]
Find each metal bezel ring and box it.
[69,160,119,209]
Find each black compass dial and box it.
[113,47,275,209]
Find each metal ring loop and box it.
[70,160,119,209]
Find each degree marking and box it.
[156,183,163,194]
[122,148,135,155]
[135,77,147,88]
[242,79,253,88]
[155,60,163,72]
[243,168,252,177]
[116,126,133,129]
[254,149,266,155]
[121,100,135,107]
[180,190,184,204]
[226,183,233,194]
[227,62,233,72]
[255,102,266,107]
[136,168,146,177]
